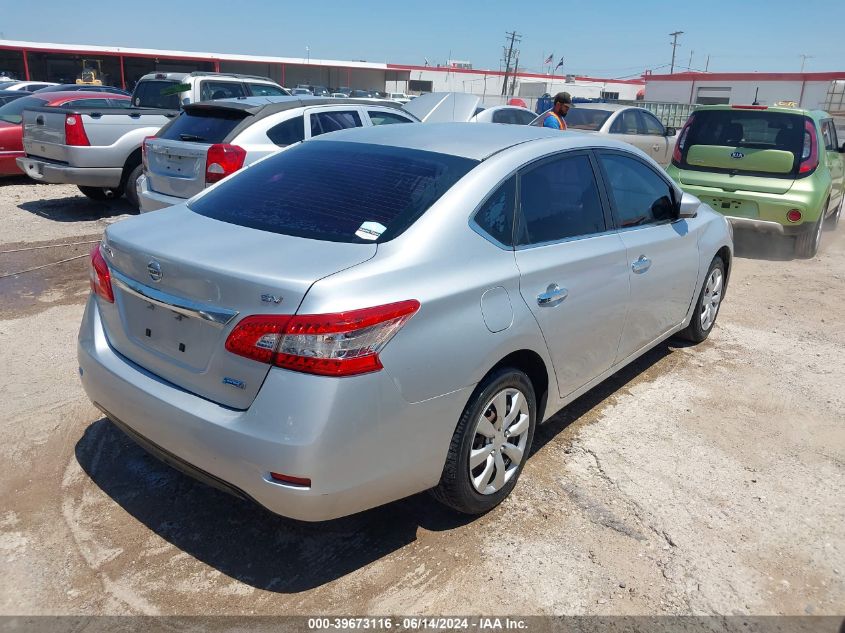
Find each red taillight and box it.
[732,105,768,110]
[64,114,90,147]
[225,300,420,377]
[205,143,247,184]
[787,209,802,223]
[672,114,695,164]
[89,245,113,303]
[798,120,819,175]
[269,472,311,487]
[141,135,156,171]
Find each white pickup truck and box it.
[16,71,288,208]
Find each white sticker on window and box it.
[355,221,387,241]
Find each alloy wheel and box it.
[699,267,723,331]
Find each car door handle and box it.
[631,256,652,274]
[537,284,568,306]
[652,144,661,151]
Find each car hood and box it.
[402,92,480,123]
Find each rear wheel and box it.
[431,368,536,515]
[677,256,725,344]
[123,164,144,210]
[77,185,124,201]
[794,204,825,258]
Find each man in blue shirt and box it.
[543,92,572,130]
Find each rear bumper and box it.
[0,150,24,175]
[16,156,122,187]
[77,296,471,521]
[137,174,185,212]
[724,216,788,236]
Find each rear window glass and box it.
[0,96,48,123]
[133,80,180,109]
[159,109,247,144]
[189,140,478,243]
[267,116,305,146]
[248,83,287,96]
[563,108,612,131]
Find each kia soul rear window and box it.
[189,141,478,243]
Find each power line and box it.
[669,31,684,74]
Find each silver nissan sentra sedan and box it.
[78,123,733,521]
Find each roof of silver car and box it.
[184,95,407,116]
[316,121,623,160]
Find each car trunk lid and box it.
[98,206,377,409]
[21,108,69,162]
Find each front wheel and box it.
[431,368,536,515]
[676,256,725,344]
[77,185,124,201]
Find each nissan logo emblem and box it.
[147,260,163,283]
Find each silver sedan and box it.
[78,123,732,520]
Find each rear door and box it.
[820,119,845,210]
[513,150,629,398]
[595,150,700,362]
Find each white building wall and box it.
[645,78,835,110]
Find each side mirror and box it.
[678,192,701,219]
[665,126,677,137]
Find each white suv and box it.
[131,71,289,109]
[139,96,419,212]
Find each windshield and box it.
[189,140,478,243]
[0,95,48,124]
[564,108,613,131]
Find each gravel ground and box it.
[0,177,843,617]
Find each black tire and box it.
[794,213,824,259]
[123,163,144,210]
[431,367,537,515]
[77,185,124,201]
[676,255,725,344]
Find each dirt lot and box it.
[0,177,843,617]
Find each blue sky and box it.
[2,0,843,76]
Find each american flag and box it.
[544,53,554,65]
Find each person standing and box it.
[543,92,572,130]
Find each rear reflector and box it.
[225,300,420,377]
[787,209,802,223]
[269,472,311,487]
[205,143,247,184]
[64,114,90,147]
[89,245,114,303]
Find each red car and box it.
[0,91,130,176]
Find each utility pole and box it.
[705,54,710,72]
[501,30,521,96]
[669,31,684,74]
[799,54,814,72]
[688,50,694,71]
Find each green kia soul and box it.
[666,105,845,257]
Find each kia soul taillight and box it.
[672,114,695,165]
[798,119,819,175]
[225,300,420,377]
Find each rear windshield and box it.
[565,108,613,131]
[0,95,48,123]
[681,109,805,175]
[189,140,478,243]
[158,109,247,144]
[133,80,180,109]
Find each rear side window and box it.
[248,83,286,96]
[200,81,246,101]
[189,140,478,243]
[65,98,111,108]
[267,116,305,146]
[820,120,837,151]
[310,110,362,136]
[159,109,247,143]
[598,153,676,227]
[517,153,606,245]
[473,177,516,247]
[133,80,180,109]
[368,110,413,125]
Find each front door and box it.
[595,150,701,362]
[513,151,629,397]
